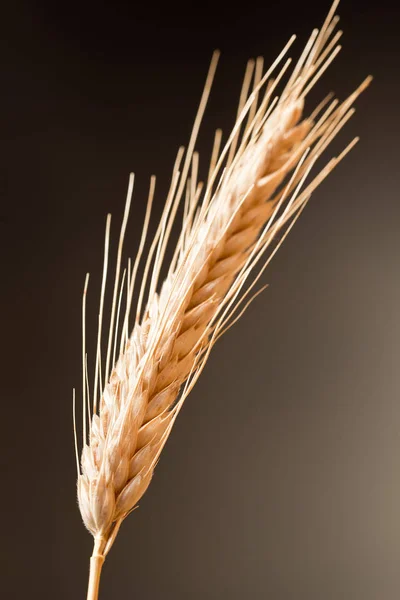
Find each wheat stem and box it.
[87,536,106,600]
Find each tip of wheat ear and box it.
[74,0,370,562]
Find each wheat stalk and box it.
[72,2,370,598]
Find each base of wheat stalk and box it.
[73,3,370,599]
[86,524,123,599]
[87,537,106,600]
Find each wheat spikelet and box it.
[73,2,370,597]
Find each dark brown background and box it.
[2,1,400,598]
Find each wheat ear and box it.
[73,2,370,598]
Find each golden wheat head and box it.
[72,2,370,598]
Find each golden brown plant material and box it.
[72,2,370,598]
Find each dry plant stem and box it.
[87,537,106,600]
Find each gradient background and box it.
[2,1,400,598]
